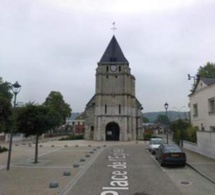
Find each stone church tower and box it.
[84,35,143,141]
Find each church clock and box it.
[110,64,117,72]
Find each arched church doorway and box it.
[106,122,120,141]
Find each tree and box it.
[186,125,197,143]
[143,116,149,123]
[0,96,12,132]
[43,91,72,125]
[155,114,169,125]
[197,62,215,78]
[17,103,58,163]
[0,77,13,100]
[0,77,13,132]
[170,119,189,145]
[191,62,215,92]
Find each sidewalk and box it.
[184,148,215,184]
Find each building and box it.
[66,112,85,135]
[189,77,215,131]
[73,112,86,135]
[84,35,143,141]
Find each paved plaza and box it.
[1,138,215,195]
[0,139,142,195]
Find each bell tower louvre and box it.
[84,35,143,141]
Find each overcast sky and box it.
[1,0,215,113]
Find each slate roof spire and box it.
[99,35,128,64]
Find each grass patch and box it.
[0,146,8,153]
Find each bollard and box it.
[49,179,59,188]
[73,163,79,168]
[63,170,71,176]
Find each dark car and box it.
[156,144,186,167]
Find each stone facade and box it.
[84,36,143,141]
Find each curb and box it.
[186,162,215,185]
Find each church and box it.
[84,35,143,141]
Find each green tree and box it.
[143,116,149,123]
[0,77,13,132]
[43,91,72,125]
[191,62,215,92]
[197,62,215,78]
[170,119,189,145]
[155,114,169,125]
[17,103,58,163]
[186,125,197,143]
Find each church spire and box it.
[99,36,128,64]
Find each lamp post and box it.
[164,102,169,144]
[7,81,21,171]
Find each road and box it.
[1,140,215,195]
[60,143,215,195]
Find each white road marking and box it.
[59,148,104,195]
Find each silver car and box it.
[149,138,164,155]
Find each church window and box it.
[106,75,108,78]
[91,126,94,131]
[119,104,121,114]
[119,66,121,72]
[105,104,107,114]
[115,75,117,78]
[106,66,109,72]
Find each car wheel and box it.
[159,158,164,166]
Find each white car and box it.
[149,138,164,155]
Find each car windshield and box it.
[165,146,182,153]
[151,139,163,144]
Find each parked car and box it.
[149,138,164,155]
[156,144,186,167]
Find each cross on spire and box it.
[111,22,117,34]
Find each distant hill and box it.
[143,111,189,122]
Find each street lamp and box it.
[164,102,169,144]
[7,81,21,170]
